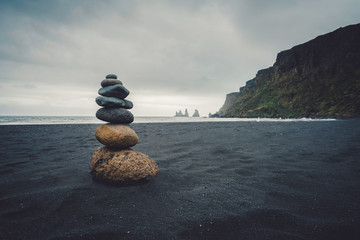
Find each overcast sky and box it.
[0,0,359,116]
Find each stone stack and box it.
[90,74,159,184]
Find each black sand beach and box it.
[1,120,360,239]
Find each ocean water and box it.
[0,115,336,125]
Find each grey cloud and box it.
[0,0,359,116]
[0,0,108,22]
[220,0,360,49]
[13,83,38,89]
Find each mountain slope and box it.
[218,23,360,118]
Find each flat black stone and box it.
[101,79,123,87]
[95,96,133,109]
[98,85,129,99]
[96,108,134,123]
[106,74,117,79]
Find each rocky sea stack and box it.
[90,74,159,184]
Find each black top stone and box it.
[106,74,117,79]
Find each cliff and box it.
[218,23,360,118]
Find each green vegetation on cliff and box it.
[219,23,360,118]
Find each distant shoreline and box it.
[0,115,338,126]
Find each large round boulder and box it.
[90,148,159,183]
[96,108,134,123]
[95,124,138,148]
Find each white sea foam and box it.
[0,116,337,125]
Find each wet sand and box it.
[0,120,360,239]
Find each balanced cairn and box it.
[90,74,159,184]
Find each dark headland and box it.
[216,23,360,119]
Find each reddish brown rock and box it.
[95,124,138,149]
[90,147,159,183]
